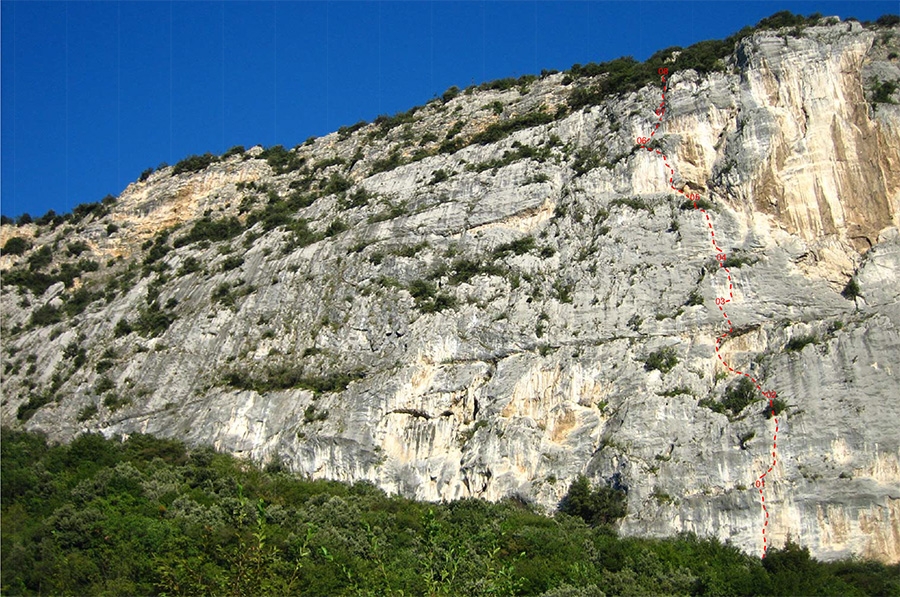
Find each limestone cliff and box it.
[2,17,899,563]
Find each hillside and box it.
[2,12,899,565]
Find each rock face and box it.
[2,19,899,563]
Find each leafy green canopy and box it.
[2,428,897,596]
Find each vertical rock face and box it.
[2,19,899,563]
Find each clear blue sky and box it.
[1,1,895,219]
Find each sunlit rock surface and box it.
[2,19,899,563]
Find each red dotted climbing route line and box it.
[637,70,779,559]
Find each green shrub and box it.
[572,148,603,176]
[259,145,306,174]
[95,376,115,394]
[222,145,245,158]
[303,405,329,423]
[470,111,555,145]
[493,236,536,258]
[2,237,31,256]
[77,404,98,422]
[469,143,551,173]
[2,427,897,596]
[684,290,704,306]
[133,303,176,338]
[177,256,202,276]
[644,347,678,373]
[841,278,860,300]
[174,216,242,247]
[64,287,101,317]
[445,121,465,140]
[212,283,236,308]
[114,318,133,337]
[478,77,517,91]
[221,255,244,272]
[103,393,131,412]
[370,151,405,175]
[785,334,817,352]
[341,187,371,209]
[27,246,53,271]
[16,393,54,421]
[610,197,649,210]
[680,197,716,211]
[172,153,217,175]
[226,367,365,395]
[323,172,352,196]
[558,475,626,527]
[718,376,758,416]
[324,219,349,238]
[1,268,55,296]
[30,304,62,328]
[71,200,109,222]
[723,252,757,268]
[284,219,319,251]
[66,241,90,257]
[374,107,417,134]
[338,120,368,139]
[406,279,456,313]
[429,169,450,185]
[441,86,460,103]
[765,397,788,419]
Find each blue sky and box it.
[1,1,895,219]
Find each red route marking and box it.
[638,73,779,559]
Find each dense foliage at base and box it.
[1,429,897,596]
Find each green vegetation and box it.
[785,334,818,352]
[303,404,329,424]
[564,12,831,112]
[842,278,861,300]
[29,304,62,328]
[429,169,450,185]
[571,147,603,176]
[221,255,244,272]
[132,303,177,338]
[4,429,892,596]
[700,376,758,417]
[3,251,100,296]
[338,120,368,140]
[174,216,243,247]
[2,236,31,256]
[723,251,758,269]
[322,172,353,195]
[766,397,789,419]
[493,236,536,258]
[15,393,54,422]
[469,142,552,173]
[225,367,365,396]
[558,475,626,527]
[685,290,704,306]
[370,150,406,174]
[643,346,678,373]
[610,196,650,211]
[66,241,90,257]
[340,187,372,209]
[172,153,218,175]
[77,404,99,422]
[373,107,418,136]
[470,110,556,146]
[407,279,457,314]
[222,144,246,158]
[259,145,306,174]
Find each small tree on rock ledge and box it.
[558,475,627,527]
